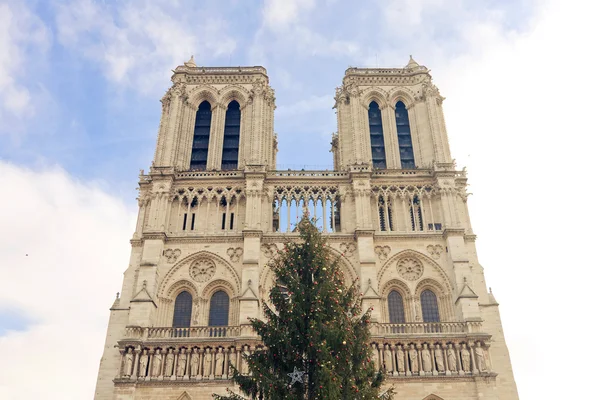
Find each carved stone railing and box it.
[175,170,244,179]
[114,334,494,384]
[124,325,255,340]
[370,321,482,336]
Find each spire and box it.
[406,55,420,68]
[184,55,197,68]
[488,287,499,306]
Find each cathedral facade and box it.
[94,57,519,400]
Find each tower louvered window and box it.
[208,290,230,326]
[421,289,440,322]
[368,101,386,169]
[190,101,212,170]
[221,100,241,170]
[395,101,415,168]
[172,291,192,328]
[388,290,405,323]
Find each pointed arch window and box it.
[222,100,241,170]
[421,289,440,322]
[388,290,405,323]
[395,101,415,168]
[190,101,212,170]
[368,101,386,169]
[172,291,193,328]
[208,290,230,326]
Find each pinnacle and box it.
[406,55,420,68]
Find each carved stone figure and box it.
[124,348,134,377]
[422,344,432,372]
[139,349,149,377]
[203,349,213,377]
[371,344,380,372]
[475,342,487,372]
[227,348,236,377]
[190,348,200,377]
[152,350,162,377]
[447,344,457,372]
[396,345,405,373]
[215,348,225,377]
[461,344,471,372]
[409,344,419,373]
[434,344,445,372]
[176,348,187,377]
[241,346,250,375]
[165,349,175,377]
[383,344,394,374]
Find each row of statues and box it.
[371,341,489,376]
[120,341,490,380]
[121,345,253,380]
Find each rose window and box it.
[397,257,424,281]
[189,259,216,282]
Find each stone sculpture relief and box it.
[176,348,187,377]
[374,245,391,260]
[447,344,457,372]
[434,344,445,373]
[226,247,243,262]
[190,348,200,377]
[261,243,278,259]
[461,344,471,372]
[397,257,424,281]
[426,244,444,260]
[164,248,182,263]
[189,259,216,283]
[340,242,357,257]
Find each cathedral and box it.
[94,56,519,400]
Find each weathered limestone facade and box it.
[94,57,519,400]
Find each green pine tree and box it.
[214,216,394,400]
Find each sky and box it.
[0,0,599,398]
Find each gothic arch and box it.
[165,279,199,300]
[415,278,452,322]
[377,249,452,294]
[188,85,219,109]
[422,395,444,400]
[201,279,238,299]
[158,251,241,299]
[380,279,414,322]
[177,392,192,400]
[360,87,389,109]
[219,85,250,108]
[389,87,417,109]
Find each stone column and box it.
[469,342,479,375]
[131,348,140,381]
[184,348,191,380]
[456,342,465,376]
[442,344,451,376]
[171,350,178,381]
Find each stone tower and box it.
[94,56,519,400]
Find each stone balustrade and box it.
[116,323,494,384]
[370,321,482,336]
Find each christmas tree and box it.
[214,215,394,400]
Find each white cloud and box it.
[0,1,49,123]
[55,0,237,95]
[0,161,136,399]
[263,0,316,29]
[427,0,599,398]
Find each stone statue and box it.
[124,348,134,377]
[422,344,432,372]
[165,349,175,377]
[461,344,471,372]
[434,344,445,372]
[203,348,213,377]
[227,348,236,377]
[190,348,200,377]
[409,344,419,374]
[176,348,187,377]
[241,346,250,375]
[371,344,380,372]
[383,344,393,374]
[139,349,149,377]
[447,344,457,372]
[396,345,405,373]
[152,350,162,377]
[475,342,487,372]
[215,348,225,377]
